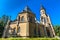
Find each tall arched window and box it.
[44,18,46,23]
[21,16,24,22]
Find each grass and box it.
[0,38,59,40]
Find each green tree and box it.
[1,15,9,26]
[54,25,60,37]
[0,15,9,37]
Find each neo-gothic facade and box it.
[2,6,55,38]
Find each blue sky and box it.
[0,0,60,25]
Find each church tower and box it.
[40,5,48,37]
[40,5,55,37]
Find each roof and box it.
[19,6,36,16]
[23,6,32,12]
[40,5,46,11]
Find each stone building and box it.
[2,6,55,38]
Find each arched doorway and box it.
[46,27,50,37]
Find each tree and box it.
[53,25,60,37]
[1,15,9,26]
[0,15,9,37]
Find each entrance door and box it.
[46,27,50,37]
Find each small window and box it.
[21,16,24,22]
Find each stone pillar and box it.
[26,22,29,37]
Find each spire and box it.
[40,4,48,16]
[40,5,46,11]
[23,5,32,12]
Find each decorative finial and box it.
[23,5,32,12]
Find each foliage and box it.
[0,15,9,37]
[0,15,9,26]
[53,25,60,37]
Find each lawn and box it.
[0,38,59,40]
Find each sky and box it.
[0,0,60,25]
